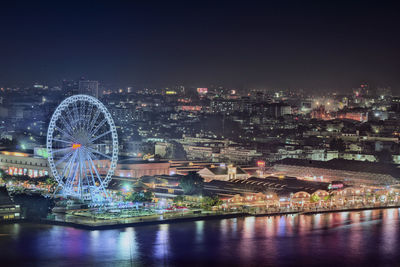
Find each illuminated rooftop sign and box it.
[1,151,29,157]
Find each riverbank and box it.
[2,204,400,230]
[252,204,400,217]
[1,212,248,230]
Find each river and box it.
[1,208,400,266]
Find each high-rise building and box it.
[79,80,99,98]
[61,80,78,97]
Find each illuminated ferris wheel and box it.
[46,95,118,201]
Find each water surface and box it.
[1,209,399,266]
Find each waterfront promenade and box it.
[5,202,399,230]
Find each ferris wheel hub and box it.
[72,144,82,149]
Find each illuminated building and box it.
[197,88,208,95]
[336,109,368,122]
[198,165,249,181]
[273,158,399,186]
[311,105,331,120]
[0,187,20,221]
[95,159,171,179]
[0,151,49,178]
[176,105,202,112]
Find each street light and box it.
[124,184,131,192]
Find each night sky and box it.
[0,1,399,91]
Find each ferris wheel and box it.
[47,95,118,201]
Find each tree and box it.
[310,194,320,203]
[179,172,204,195]
[201,196,223,209]
[173,195,186,203]
[125,191,154,203]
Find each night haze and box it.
[0,0,399,91]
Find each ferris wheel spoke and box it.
[70,160,80,194]
[65,107,76,128]
[87,147,112,160]
[63,151,79,193]
[83,163,95,201]
[87,153,109,197]
[54,126,76,143]
[59,116,73,135]
[87,157,97,189]
[64,150,78,179]
[90,130,111,143]
[90,118,107,136]
[82,152,94,188]
[72,101,80,123]
[78,150,84,196]
[66,155,80,193]
[83,103,94,130]
[80,101,86,128]
[84,153,100,201]
[51,146,73,155]
[54,150,74,167]
[78,102,86,130]
[88,109,101,132]
[53,138,74,145]
[60,150,78,180]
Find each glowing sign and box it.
[34,147,48,159]
[165,91,177,95]
[72,144,81,149]
[1,151,29,157]
[257,160,265,167]
[197,88,208,94]
[328,183,344,190]
[180,106,202,111]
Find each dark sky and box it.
[0,1,399,91]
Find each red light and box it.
[72,144,81,149]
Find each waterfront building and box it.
[0,150,49,178]
[96,158,171,178]
[0,187,20,221]
[198,165,249,181]
[0,149,171,180]
[273,158,400,186]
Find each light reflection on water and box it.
[1,209,400,266]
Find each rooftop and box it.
[275,158,400,178]
[207,166,247,175]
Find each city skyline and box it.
[0,1,399,91]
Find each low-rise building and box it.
[198,165,249,181]
[0,150,49,178]
[0,186,21,221]
[273,158,400,186]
